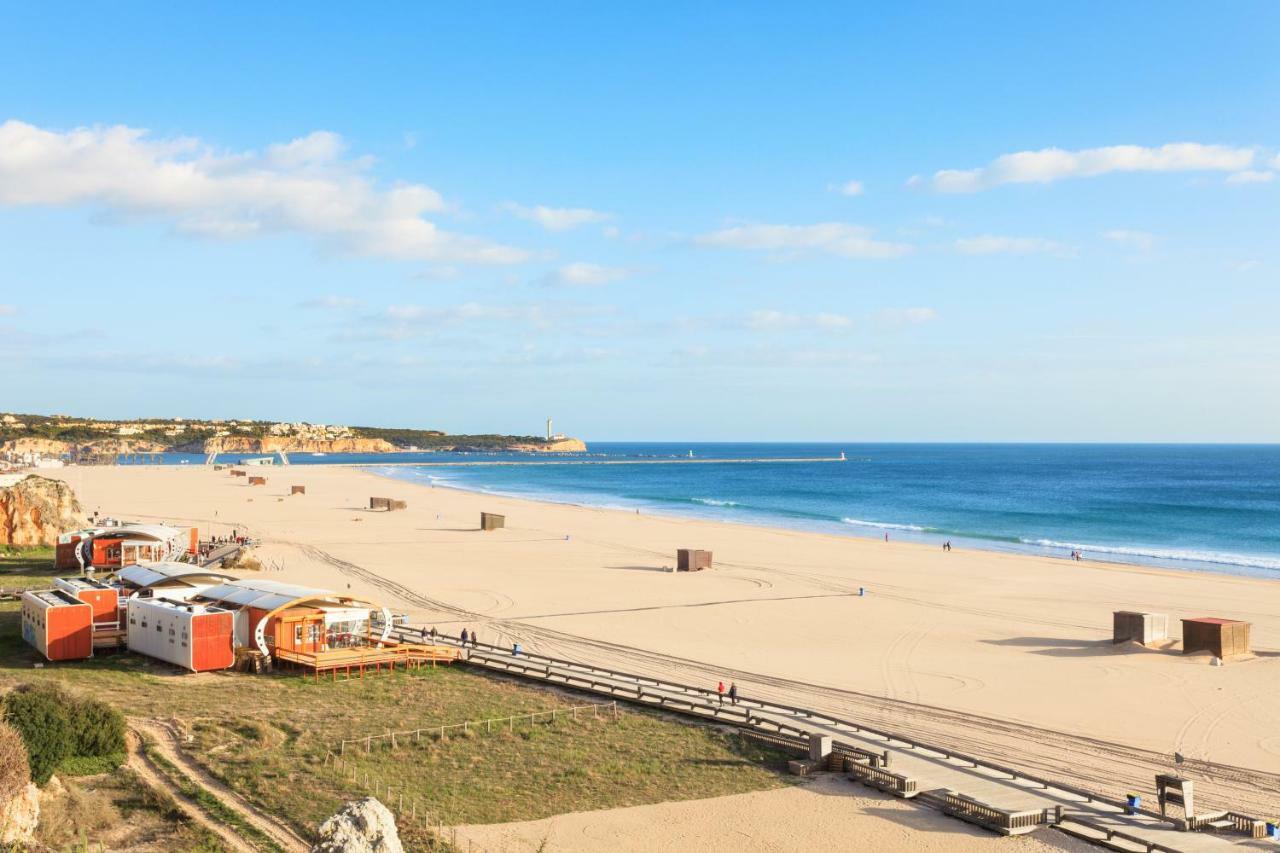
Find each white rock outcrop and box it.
[0,782,39,845]
[312,797,403,853]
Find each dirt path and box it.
[130,719,312,853]
[126,729,256,853]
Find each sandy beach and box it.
[48,464,1280,824]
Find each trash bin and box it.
[1126,794,1141,814]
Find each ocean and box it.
[136,443,1280,578]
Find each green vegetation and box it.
[3,682,126,783]
[0,545,59,593]
[36,765,226,852]
[0,551,790,849]
[0,411,565,451]
[142,741,282,853]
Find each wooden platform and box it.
[273,641,461,679]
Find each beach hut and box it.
[21,589,93,661]
[126,597,235,672]
[480,512,505,530]
[1112,611,1169,646]
[248,476,267,486]
[677,549,713,571]
[291,485,306,495]
[370,497,391,510]
[1181,618,1251,659]
[231,469,247,477]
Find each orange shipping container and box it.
[53,577,120,625]
[21,590,93,661]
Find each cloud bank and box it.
[924,143,1255,192]
[0,119,527,264]
[502,202,613,231]
[696,222,911,259]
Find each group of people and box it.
[442,627,481,648]
[1069,550,1084,561]
[942,540,952,552]
[716,680,738,705]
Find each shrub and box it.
[4,685,72,785]
[0,720,31,801]
[67,694,126,760]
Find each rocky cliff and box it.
[511,437,588,452]
[194,436,397,454]
[1,437,71,457]
[0,475,85,547]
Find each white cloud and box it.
[830,179,864,197]
[875,307,938,327]
[502,202,612,231]
[1225,170,1275,184]
[0,304,16,317]
[300,295,360,310]
[1230,260,1262,273]
[0,119,527,265]
[926,143,1256,192]
[695,222,911,259]
[546,262,633,287]
[1103,229,1157,250]
[744,310,852,331]
[954,235,1069,256]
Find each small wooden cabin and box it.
[480,512,505,531]
[291,485,306,495]
[1182,617,1251,659]
[677,549,713,571]
[248,476,267,486]
[1112,611,1168,646]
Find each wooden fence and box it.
[333,700,619,755]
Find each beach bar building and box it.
[55,523,198,572]
[126,597,235,672]
[116,561,235,600]
[21,589,94,661]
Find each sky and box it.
[0,3,1277,442]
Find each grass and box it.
[141,738,283,853]
[36,765,226,852]
[0,550,795,850]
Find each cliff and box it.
[1,437,71,456]
[195,436,397,454]
[0,475,85,547]
[510,437,587,453]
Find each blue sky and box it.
[1,3,1277,441]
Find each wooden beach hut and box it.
[1181,617,1250,659]
[677,549,713,571]
[291,485,306,495]
[248,476,267,486]
[480,512,505,530]
[370,497,390,510]
[1112,611,1169,646]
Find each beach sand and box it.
[453,774,1094,853]
[48,465,1280,826]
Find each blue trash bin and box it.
[1126,794,1141,814]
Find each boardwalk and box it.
[397,629,1270,852]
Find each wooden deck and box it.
[273,641,461,679]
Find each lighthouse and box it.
[546,418,553,441]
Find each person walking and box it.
[728,682,738,705]
[717,681,726,705]
[429,626,437,641]
[460,628,469,645]
[472,632,479,648]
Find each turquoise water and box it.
[363,443,1280,579]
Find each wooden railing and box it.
[847,761,918,797]
[942,792,1048,835]
[739,729,808,755]
[1056,815,1184,853]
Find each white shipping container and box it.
[126,597,234,672]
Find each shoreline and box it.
[364,464,1280,583]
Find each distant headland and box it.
[0,412,586,458]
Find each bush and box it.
[67,693,126,759]
[4,685,72,785]
[0,720,31,801]
[3,684,126,785]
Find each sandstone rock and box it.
[312,797,403,853]
[1,437,72,457]
[0,475,85,547]
[0,782,39,846]
[195,436,397,454]
[511,437,588,453]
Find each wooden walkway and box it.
[274,640,460,678]
[398,629,1271,852]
